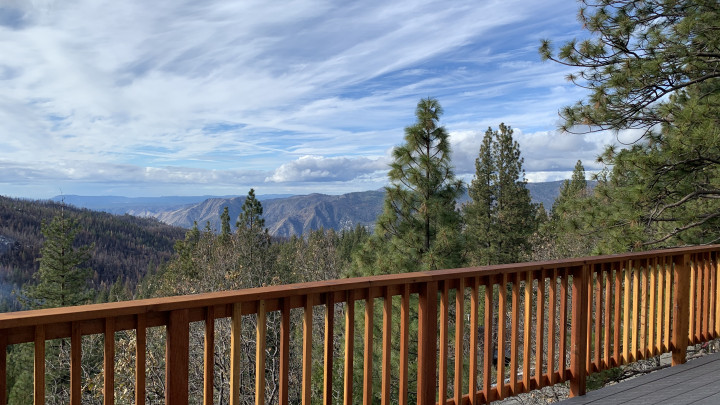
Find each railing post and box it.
[569,265,589,397]
[230,303,242,405]
[417,281,438,405]
[672,254,691,366]
[70,322,81,405]
[104,318,115,405]
[34,325,45,405]
[166,309,189,405]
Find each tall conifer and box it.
[464,124,536,265]
[21,210,93,308]
[356,97,463,274]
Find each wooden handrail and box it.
[0,245,718,404]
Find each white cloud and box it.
[266,155,388,183]
[0,0,603,197]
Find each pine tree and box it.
[21,211,93,309]
[551,160,587,219]
[12,210,94,404]
[219,206,232,243]
[464,124,537,265]
[540,0,720,133]
[534,160,595,260]
[463,128,496,265]
[356,97,463,275]
[234,188,272,287]
[236,188,265,232]
[541,0,720,250]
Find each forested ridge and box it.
[0,195,185,310]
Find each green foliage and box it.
[540,0,720,133]
[356,98,464,275]
[219,206,232,243]
[542,0,720,252]
[0,196,184,306]
[21,211,93,309]
[336,225,371,264]
[586,366,624,391]
[588,81,720,252]
[236,188,265,231]
[464,124,537,265]
[534,160,596,260]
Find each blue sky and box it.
[0,0,636,199]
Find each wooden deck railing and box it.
[0,245,718,404]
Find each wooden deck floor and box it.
[560,353,720,404]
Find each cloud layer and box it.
[0,0,611,198]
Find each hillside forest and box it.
[2,0,719,403]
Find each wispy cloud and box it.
[0,0,605,198]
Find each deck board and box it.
[560,353,720,404]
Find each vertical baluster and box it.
[303,295,314,405]
[399,285,409,405]
[603,265,612,369]
[663,257,672,352]
[166,310,189,405]
[0,333,6,405]
[71,322,81,405]
[689,257,697,343]
[649,259,657,357]
[613,262,622,367]
[693,256,699,343]
[559,269,568,381]
[715,251,720,338]
[547,270,556,385]
[325,294,336,405]
[535,270,545,389]
[34,324,45,405]
[417,281,438,405]
[585,268,593,373]
[497,273,508,399]
[696,254,704,342]
[137,314,146,405]
[453,278,463,405]
[594,265,602,371]
[278,298,290,405]
[640,260,648,359]
[657,259,666,354]
[631,260,640,362]
[569,265,589,397]
[363,293,373,405]
[256,300,267,405]
[344,291,355,405]
[672,254,691,366]
[381,289,391,405]
[280,298,290,405]
[510,273,520,395]
[230,303,242,405]
[622,261,631,365]
[105,317,116,405]
[523,271,532,392]
[203,308,213,405]
[482,276,495,403]
[709,252,717,339]
[703,253,711,341]
[469,277,479,404]
[439,282,449,404]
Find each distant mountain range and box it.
[52,194,293,216]
[57,181,571,237]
